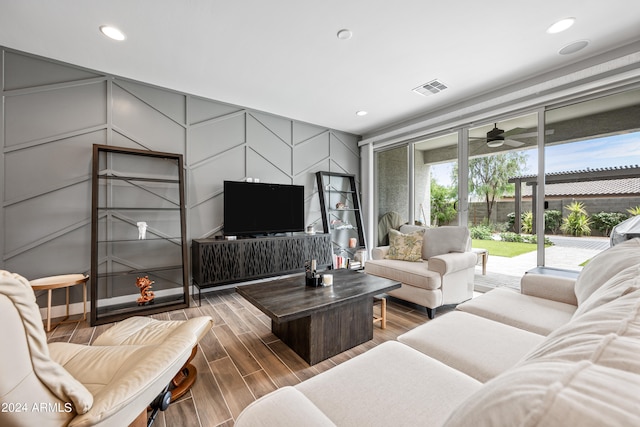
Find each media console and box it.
[191,234,332,304]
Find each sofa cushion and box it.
[446,288,640,427]
[520,270,578,305]
[423,226,470,259]
[427,252,478,277]
[235,386,336,427]
[443,360,640,427]
[365,259,441,290]
[398,311,545,382]
[574,237,640,305]
[296,341,482,426]
[398,224,427,235]
[456,287,576,335]
[386,228,425,262]
[572,263,640,318]
[523,284,640,372]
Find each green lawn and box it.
[472,239,538,258]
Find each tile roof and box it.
[521,177,640,198]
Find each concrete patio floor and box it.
[473,235,610,292]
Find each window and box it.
[414,133,458,227]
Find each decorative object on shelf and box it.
[305,259,323,287]
[91,144,189,326]
[137,221,148,239]
[355,249,368,264]
[135,276,155,305]
[316,171,366,262]
[305,225,316,235]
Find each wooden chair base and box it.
[169,346,198,401]
[129,410,146,427]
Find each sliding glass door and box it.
[375,145,408,246]
[543,88,640,270]
[466,113,539,289]
[369,83,640,290]
[414,133,459,227]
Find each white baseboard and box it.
[39,301,90,320]
[38,287,186,321]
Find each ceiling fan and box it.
[470,123,554,148]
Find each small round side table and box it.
[30,274,89,332]
[472,248,489,275]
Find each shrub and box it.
[544,210,562,234]
[560,202,591,236]
[521,211,533,234]
[507,211,531,233]
[628,206,640,216]
[493,222,510,233]
[591,212,628,236]
[499,232,552,245]
[506,212,516,231]
[470,224,493,240]
[507,209,563,235]
[500,232,523,243]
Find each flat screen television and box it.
[223,180,305,236]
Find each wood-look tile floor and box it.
[47,288,443,426]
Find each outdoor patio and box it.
[473,235,610,292]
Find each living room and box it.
[2,2,640,426]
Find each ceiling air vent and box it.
[413,79,448,97]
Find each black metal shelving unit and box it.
[315,171,366,265]
[90,144,189,325]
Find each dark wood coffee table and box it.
[236,269,400,365]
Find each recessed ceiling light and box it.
[337,29,353,40]
[559,40,589,55]
[100,25,126,41]
[355,110,368,117]
[546,17,575,34]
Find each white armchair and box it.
[0,270,212,427]
[365,225,476,318]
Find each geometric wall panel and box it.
[4,181,90,255]
[115,80,187,125]
[112,84,186,155]
[249,111,292,144]
[4,81,107,147]
[293,121,327,145]
[3,51,101,91]
[246,149,292,185]
[3,130,101,202]
[188,195,223,240]
[188,146,245,207]
[247,114,292,175]
[1,47,361,296]
[330,133,360,176]
[188,96,243,125]
[188,113,246,164]
[4,226,91,284]
[293,132,330,175]
[111,130,150,151]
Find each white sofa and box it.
[365,225,476,318]
[236,238,640,426]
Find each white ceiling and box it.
[1,1,640,136]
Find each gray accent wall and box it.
[1,47,360,306]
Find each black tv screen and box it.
[223,181,305,236]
